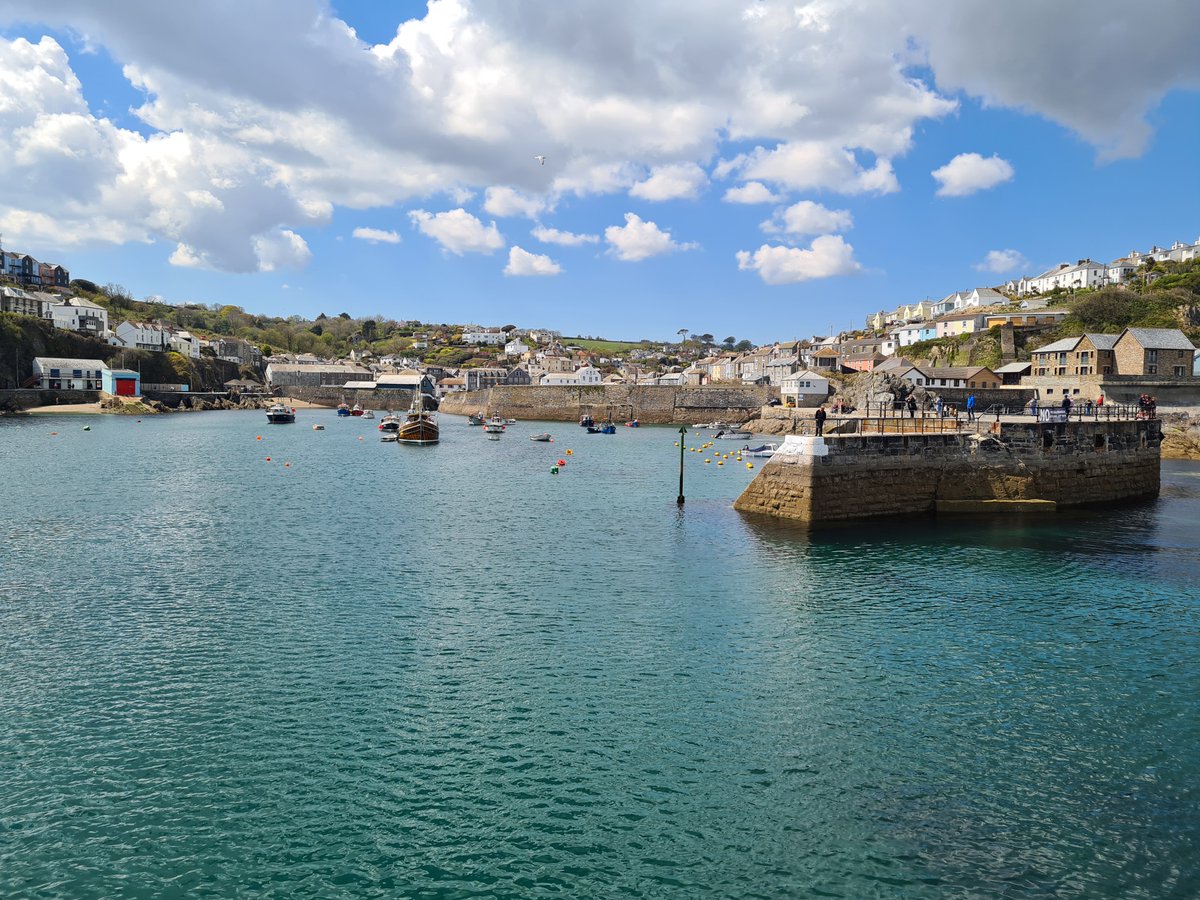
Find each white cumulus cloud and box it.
[531,226,599,246]
[722,182,782,204]
[975,248,1028,273]
[604,213,697,262]
[735,235,861,285]
[720,142,901,195]
[932,153,1014,197]
[483,186,549,218]
[408,208,505,255]
[352,226,402,244]
[762,200,853,237]
[504,245,561,276]
[629,162,708,201]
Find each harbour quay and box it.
[734,416,1162,524]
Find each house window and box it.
[1173,366,1185,376]
[1147,350,1158,364]
[1148,365,1158,375]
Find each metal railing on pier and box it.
[795,400,1155,438]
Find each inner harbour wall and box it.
[733,419,1162,524]
[439,385,775,424]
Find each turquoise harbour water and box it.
[1,409,1198,898]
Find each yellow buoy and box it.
[717,460,724,466]
[705,458,711,464]
[566,449,573,455]
[746,462,754,469]
[674,442,679,447]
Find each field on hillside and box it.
[563,337,648,353]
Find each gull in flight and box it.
[534,155,546,165]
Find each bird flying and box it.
[534,155,546,165]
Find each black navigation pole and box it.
[677,425,687,505]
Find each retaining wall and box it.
[0,388,100,411]
[733,419,1161,524]
[439,384,775,424]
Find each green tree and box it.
[361,319,377,341]
[734,339,754,352]
[722,336,736,349]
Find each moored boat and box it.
[715,429,752,440]
[467,414,485,426]
[529,432,553,442]
[396,393,439,445]
[378,413,401,433]
[350,403,365,417]
[483,415,506,434]
[337,402,351,417]
[741,442,777,457]
[266,402,295,424]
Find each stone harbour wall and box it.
[733,419,1162,524]
[439,385,775,424]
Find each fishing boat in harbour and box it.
[378,413,401,433]
[529,432,553,442]
[483,415,506,435]
[350,403,365,417]
[467,414,485,426]
[395,393,439,445]
[266,402,296,424]
[336,402,352,417]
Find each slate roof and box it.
[1121,328,1197,351]
[1032,337,1082,355]
[1083,333,1119,350]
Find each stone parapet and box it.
[734,420,1161,524]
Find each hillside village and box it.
[2,235,1200,411]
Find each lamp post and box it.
[677,424,687,505]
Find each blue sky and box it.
[0,1,1197,344]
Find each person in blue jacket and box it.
[966,393,976,422]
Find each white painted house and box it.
[540,371,580,385]
[504,338,530,356]
[462,328,506,345]
[113,320,170,351]
[48,298,109,337]
[574,365,602,385]
[780,370,830,407]
[31,356,106,390]
[169,329,201,359]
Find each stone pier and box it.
[733,419,1162,524]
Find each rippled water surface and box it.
[2,410,1198,898]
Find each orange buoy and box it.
[265,456,271,461]
[256,435,262,441]
[557,459,566,466]
[284,462,291,468]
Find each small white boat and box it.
[483,416,506,434]
[529,432,553,442]
[741,443,777,457]
[486,432,501,441]
[312,424,325,431]
[380,433,399,442]
[362,410,375,420]
[715,430,752,440]
[504,418,517,425]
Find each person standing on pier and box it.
[907,395,917,418]
[814,406,827,436]
[966,393,976,422]
[1062,394,1073,418]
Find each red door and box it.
[116,378,136,396]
